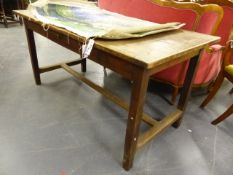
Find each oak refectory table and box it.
[15,10,219,171]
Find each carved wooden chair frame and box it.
[200,25,233,125]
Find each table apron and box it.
[24,19,147,81]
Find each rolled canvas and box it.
[28,0,184,39]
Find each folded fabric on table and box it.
[28,0,184,39]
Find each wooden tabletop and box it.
[15,10,220,69]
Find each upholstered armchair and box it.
[203,0,233,64]
[200,25,233,125]
[98,0,223,104]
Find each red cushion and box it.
[194,45,222,85]
[153,47,222,86]
[196,12,219,34]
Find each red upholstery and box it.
[197,12,219,34]
[99,0,197,30]
[199,1,233,64]
[217,7,233,45]
[217,6,233,63]
[98,0,223,86]
[194,45,223,84]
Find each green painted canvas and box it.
[29,0,184,39]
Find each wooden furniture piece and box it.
[200,26,233,125]
[20,0,28,9]
[0,0,22,27]
[15,9,219,170]
[176,0,233,64]
[201,0,233,64]
[99,0,223,104]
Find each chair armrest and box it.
[205,44,225,54]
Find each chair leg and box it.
[3,15,8,28]
[200,72,224,108]
[103,67,108,76]
[207,81,214,93]
[171,86,179,105]
[211,104,233,125]
[19,16,23,25]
